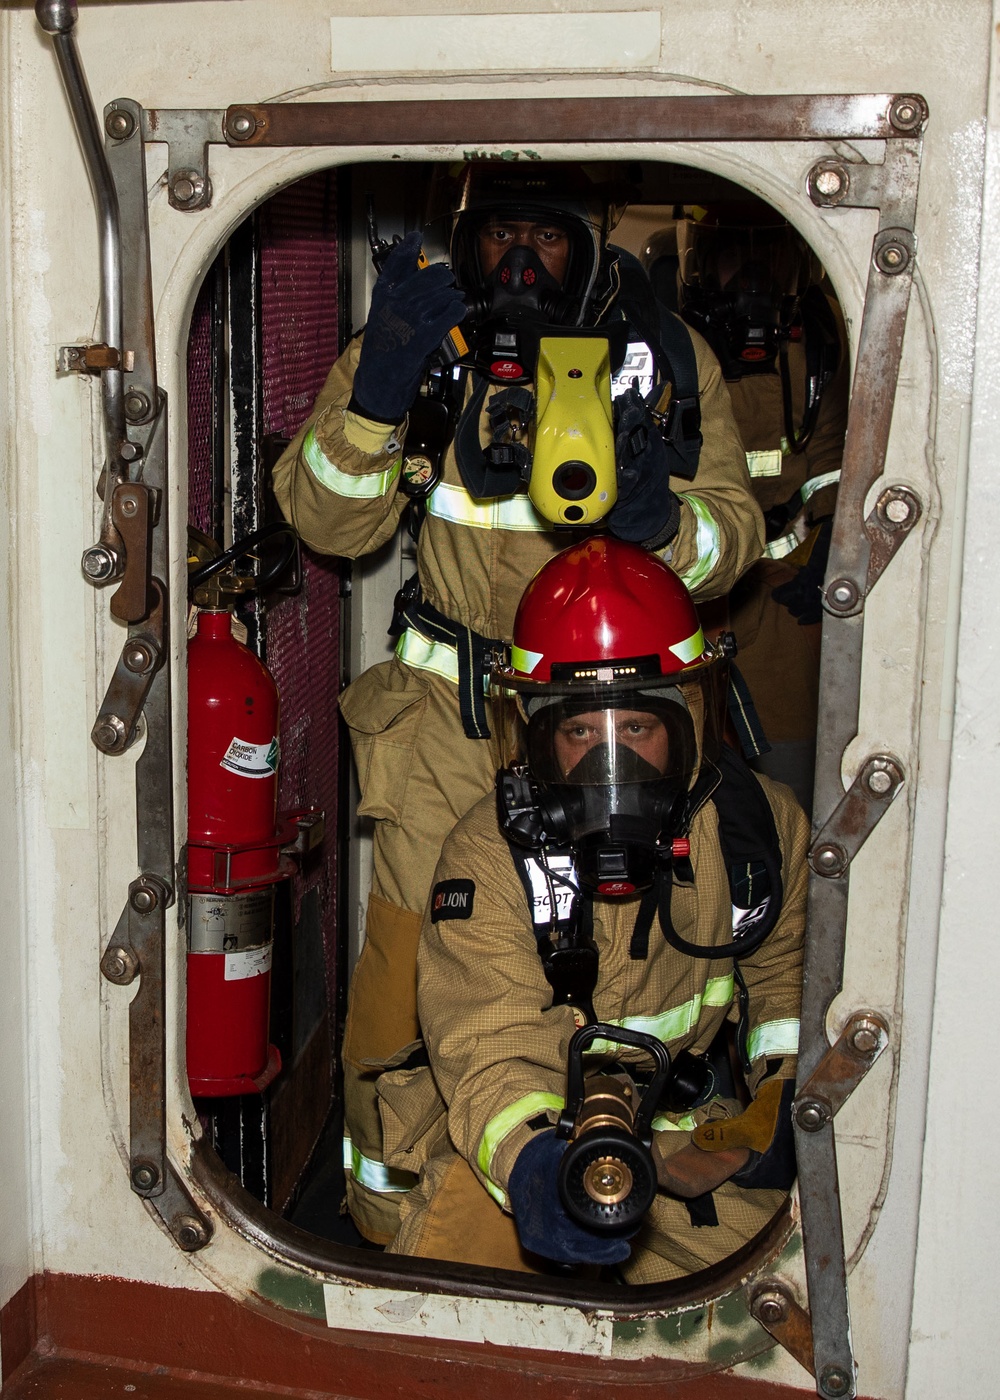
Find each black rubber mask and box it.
[484,245,567,324]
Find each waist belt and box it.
[393,581,500,740]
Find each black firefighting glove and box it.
[770,517,833,627]
[607,388,681,550]
[350,231,468,425]
[508,1130,633,1266]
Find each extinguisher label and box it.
[220,735,280,779]
[224,943,273,982]
[189,889,275,952]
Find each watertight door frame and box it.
[35,7,924,1395]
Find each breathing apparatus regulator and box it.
[493,537,788,1233]
[492,534,727,897]
[675,207,839,453]
[376,162,690,528]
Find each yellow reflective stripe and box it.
[677,494,721,591]
[587,975,734,1053]
[395,627,459,684]
[669,626,706,666]
[477,1091,564,1196]
[303,426,401,499]
[800,469,841,503]
[747,1018,800,1061]
[651,1112,698,1132]
[763,529,799,561]
[746,449,783,478]
[426,481,549,532]
[342,1134,417,1194]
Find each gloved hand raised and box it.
[607,388,681,550]
[350,231,468,425]
[508,1129,634,1266]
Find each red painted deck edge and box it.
[1,1272,871,1399]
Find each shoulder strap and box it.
[608,247,702,481]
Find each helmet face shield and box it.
[527,693,695,790]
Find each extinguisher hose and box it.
[188,522,299,596]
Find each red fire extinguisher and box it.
[185,527,316,1098]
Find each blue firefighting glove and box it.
[350,231,468,424]
[770,517,833,626]
[508,1130,634,1266]
[607,387,681,549]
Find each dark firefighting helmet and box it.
[445,163,630,329]
[676,205,817,376]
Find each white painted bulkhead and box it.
[0,1,997,1394]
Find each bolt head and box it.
[867,767,893,795]
[106,952,127,978]
[131,1163,158,1191]
[816,168,844,196]
[176,1216,208,1251]
[820,1364,853,1398]
[119,440,143,464]
[876,241,910,275]
[81,545,117,581]
[93,714,128,753]
[851,1024,881,1055]
[884,495,911,524]
[170,170,205,207]
[754,1290,789,1326]
[105,108,136,141]
[890,95,925,132]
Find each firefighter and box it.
[670,205,849,811]
[379,537,806,1277]
[272,164,765,1243]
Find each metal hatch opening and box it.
[33,2,924,1382]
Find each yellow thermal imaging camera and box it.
[528,335,617,527]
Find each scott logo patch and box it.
[430,878,475,923]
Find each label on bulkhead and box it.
[220,734,279,779]
[188,889,275,953]
[223,943,273,982]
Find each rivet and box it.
[875,241,910,275]
[812,842,847,877]
[827,577,859,611]
[105,108,136,142]
[120,495,138,517]
[884,496,911,525]
[815,169,843,196]
[124,389,151,423]
[119,440,143,464]
[795,1098,831,1132]
[124,643,153,674]
[170,169,206,207]
[131,885,157,914]
[227,109,257,141]
[889,95,925,132]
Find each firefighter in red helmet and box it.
[272,163,764,1244]
[379,538,807,1277]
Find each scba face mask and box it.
[523,693,698,895]
[484,243,567,324]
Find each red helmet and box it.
[508,535,712,688]
[493,537,728,895]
